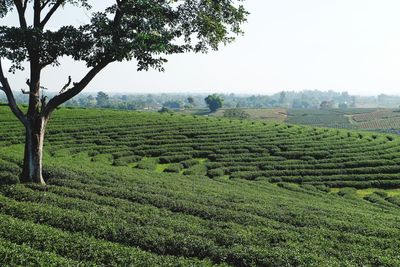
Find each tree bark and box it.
[21,116,47,184]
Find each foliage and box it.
[205,94,223,112]
[0,1,248,71]
[158,107,171,113]
[163,101,182,110]
[187,96,195,106]
[96,91,110,108]
[163,163,182,173]
[223,108,250,119]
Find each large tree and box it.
[0,0,248,184]
[205,93,223,112]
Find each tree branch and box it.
[13,0,28,28]
[40,0,64,28]
[59,75,72,94]
[43,61,110,117]
[43,0,126,117]
[0,59,27,126]
[23,0,29,12]
[34,0,41,27]
[40,0,51,10]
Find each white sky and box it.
[2,0,400,95]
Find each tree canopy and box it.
[1,0,248,71]
[96,91,110,108]
[205,93,223,112]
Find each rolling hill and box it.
[0,107,399,266]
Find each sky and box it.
[2,0,400,95]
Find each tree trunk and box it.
[21,117,47,185]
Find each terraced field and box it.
[186,108,400,133]
[350,109,400,130]
[286,109,354,129]
[0,107,400,266]
[212,108,287,122]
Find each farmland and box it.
[212,108,287,122]
[210,107,400,133]
[0,108,400,266]
[286,109,354,129]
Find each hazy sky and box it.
[2,0,400,95]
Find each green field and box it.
[212,108,287,122]
[211,107,400,133]
[1,107,400,266]
[286,109,355,128]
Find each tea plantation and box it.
[0,108,400,266]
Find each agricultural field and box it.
[1,108,400,265]
[289,108,400,132]
[286,109,354,129]
[212,108,287,122]
[349,109,400,131]
[219,107,400,133]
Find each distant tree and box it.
[338,103,348,109]
[320,100,335,109]
[279,91,287,106]
[187,96,195,106]
[292,99,312,109]
[158,107,171,113]
[163,101,181,110]
[86,95,96,108]
[96,92,110,108]
[350,96,357,108]
[205,94,224,112]
[224,108,250,119]
[0,1,247,184]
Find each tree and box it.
[205,94,223,112]
[163,100,181,110]
[187,96,195,106]
[320,100,335,109]
[96,91,110,108]
[158,107,171,113]
[0,0,248,184]
[279,91,287,106]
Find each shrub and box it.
[113,156,141,166]
[374,191,388,198]
[164,164,182,173]
[315,185,330,193]
[180,159,199,169]
[223,109,250,119]
[0,172,19,185]
[207,168,225,178]
[337,187,357,198]
[136,158,158,170]
[159,155,192,164]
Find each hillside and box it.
[0,108,400,266]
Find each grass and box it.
[356,188,400,197]
[155,163,171,173]
[331,187,400,197]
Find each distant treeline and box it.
[1,90,400,110]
